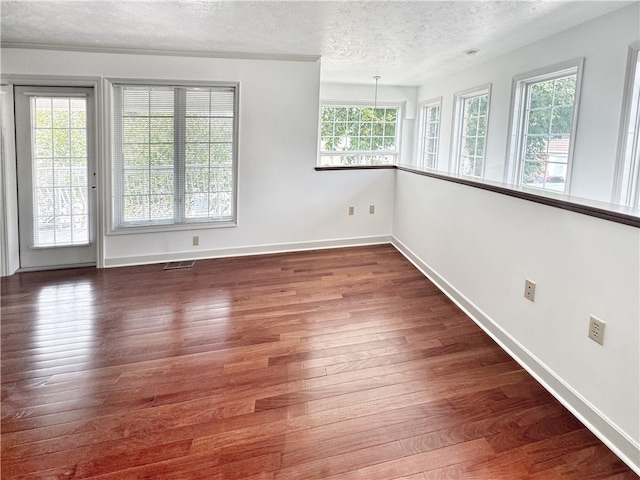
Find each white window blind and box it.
[112,84,237,230]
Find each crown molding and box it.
[0,42,321,63]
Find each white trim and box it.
[320,100,405,108]
[0,74,105,270]
[105,78,240,234]
[613,44,640,207]
[0,85,17,276]
[18,262,96,273]
[103,235,392,268]
[391,236,640,476]
[1,42,320,63]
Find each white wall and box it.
[393,171,640,472]
[0,50,395,268]
[415,3,640,203]
[394,4,640,472]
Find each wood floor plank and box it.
[2,245,636,478]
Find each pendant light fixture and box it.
[371,75,380,164]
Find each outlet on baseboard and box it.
[192,236,199,246]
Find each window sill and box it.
[315,163,640,228]
[107,220,237,236]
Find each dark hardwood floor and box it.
[1,245,637,479]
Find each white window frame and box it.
[450,85,491,179]
[106,78,239,235]
[505,59,583,192]
[613,44,640,208]
[318,101,403,167]
[418,98,442,170]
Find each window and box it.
[614,45,640,208]
[451,86,490,178]
[30,96,89,246]
[419,99,441,169]
[508,60,582,194]
[319,104,400,166]
[111,83,238,231]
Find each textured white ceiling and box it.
[0,0,632,85]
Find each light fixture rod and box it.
[373,75,380,109]
[370,75,381,164]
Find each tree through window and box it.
[319,104,400,166]
[509,61,582,193]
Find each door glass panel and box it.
[31,96,89,247]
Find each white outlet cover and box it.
[524,279,536,302]
[588,315,606,345]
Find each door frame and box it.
[1,74,105,272]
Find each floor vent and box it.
[164,260,196,270]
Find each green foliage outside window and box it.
[320,106,398,165]
[521,75,576,186]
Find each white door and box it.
[14,86,97,270]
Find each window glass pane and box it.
[186,118,209,142]
[150,144,174,166]
[421,103,440,170]
[551,107,574,135]
[124,195,149,222]
[319,104,400,166]
[211,143,232,165]
[184,88,236,221]
[31,96,89,246]
[150,195,173,220]
[150,117,173,143]
[211,118,234,143]
[516,70,577,193]
[119,86,175,224]
[455,92,488,178]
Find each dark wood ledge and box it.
[314,165,396,171]
[315,164,640,228]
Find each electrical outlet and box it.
[588,316,606,345]
[192,236,199,246]
[369,205,375,214]
[524,279,536,302]
[348,206,354,215]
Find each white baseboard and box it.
[391,236,640,476]
[103,235,393,268]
